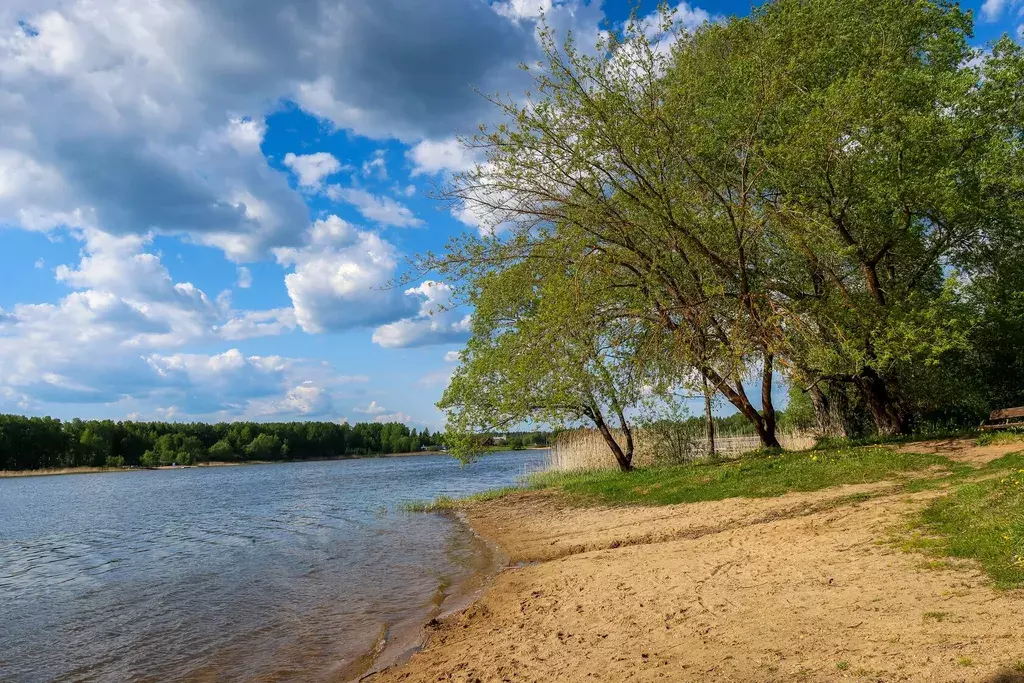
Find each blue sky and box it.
[0,0,1019,428]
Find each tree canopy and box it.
[427,0,1024,464]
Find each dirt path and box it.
[369,479,1024,683]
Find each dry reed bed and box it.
[546,428,816,471]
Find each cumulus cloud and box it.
[407,138,481,175]
[493,0,554,21]
[145,350,359,418]
[372,281,472,349]
[283,152,345,190]
[326,186,424,227]
[275,215,418,334]
[0,0,541,261]
[981,0,1011,22]
[354,400,388,415]
[0,229,299,413]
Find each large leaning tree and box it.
[427,0,1023,443]
[438,242,666,472]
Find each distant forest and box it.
[0,414,551,471]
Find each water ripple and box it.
[0,452,545,682]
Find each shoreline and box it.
[367,484,1024,682]
[0,448,550,479]
[346,509,510,683]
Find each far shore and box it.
[0,446,550,479]
[367,437,1024,683]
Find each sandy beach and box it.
[368,440,1024,683]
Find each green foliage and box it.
[0,414,449,472]
[425,0,1024,445]
[526,446,955,507]
[438,254,654,469]
[207,439,237,461]
[244,433,282,460]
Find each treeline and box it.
[435,0,1024,471]
[0,416,446,471]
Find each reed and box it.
[545,427,817,472]
[0,466,127,478]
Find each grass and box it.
[975,430,1024,447]
[404,444,966,513]
[900,450,1024,589]
[525,446,962,507]
[401,487,522,512]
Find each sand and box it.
[367,445,1024,683]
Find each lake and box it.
[0,451,547,682]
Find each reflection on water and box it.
[0,451,546,682]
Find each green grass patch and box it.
[902,465,1024,589]
[401,486,522,512]
[526,446,960,507]
[975,430,1024,447]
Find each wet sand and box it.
[368,443,1024,682]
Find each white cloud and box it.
[374,411,413,424]
[236,266,253,289]
[249,381,335,417]
[0,0,545,260]
[275,215,418,334]
[444,350,461,363]
[283,152,345,190]
[354,400,388,415]
[372,281,472,349]
[145,349,356,418]
[493,0,554,21]
[982,0,1010,22]
[407,138,480,176]
[362,149,388,180]
[0,229,298,411]
[217,308,297,340]
[327,186,424,228]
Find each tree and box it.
[208,439,237,462]
[245,433,283,460]
[429,0,1024,441]
[432,7,785,447]
[439,253,657,471]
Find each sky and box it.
[0,0,1019,429]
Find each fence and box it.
[545,427,817,472]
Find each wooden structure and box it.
[981,407,1024,431]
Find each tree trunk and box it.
[810,383,850,438]
[587,405,633,472]
[703,375,716,457]
[809,384,832,437]
[703,366,781,450]
[760,352,779,448]
[856,368,907,437]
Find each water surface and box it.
[0,451,546,682]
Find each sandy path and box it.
[369,480,1024,683]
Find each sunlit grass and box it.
[901,451,1024,589]
[526,447,963,507]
